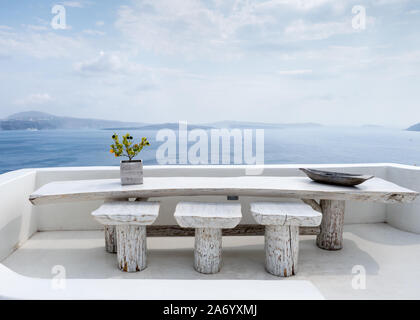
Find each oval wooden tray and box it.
[299,168,374,186]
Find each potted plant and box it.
[110,133,150,185]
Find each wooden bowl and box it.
[299,168,374,186]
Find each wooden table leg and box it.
[104,225,117,253]
[316,200,345,250]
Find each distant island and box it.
[205,121,322,129]
[0,110,323,131]
[104,123,214,131]
[104,121,322,131]
[0,111,144,130]
[407,123,420,131]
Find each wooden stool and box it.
[92,200,160,272]
[250,202,322,277]
[174,202,242,274]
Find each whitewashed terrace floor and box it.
[3,223,420,299]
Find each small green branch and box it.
[110,133,150,161]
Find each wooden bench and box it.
[92,200,160,272]
[174,202,242,274]
[250,202,322,277]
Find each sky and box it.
[0,0,419,127]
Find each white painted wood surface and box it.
[29,176,418,205]
[265,225,299,277]
[175,202,242,274]
[104,225,117,253]
[301,199,322,212]
[251,202,321,277]
[92,200,159,272]
[250,202,322,226]
[174,202,242,228]
[116,225,147,272]
[194,228,222,274]
[91,200,160,225]
[316,200,345,250]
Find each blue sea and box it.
[1,127,420,174]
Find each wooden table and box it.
[29,176,418,250]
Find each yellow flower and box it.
[110,149,114,153]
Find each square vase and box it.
[120,160,143,185]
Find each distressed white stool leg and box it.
[104,225,117,253]
[265,225,299,277]
[316,200,345,250]
[194,228,222,274]
[116,225,147,272]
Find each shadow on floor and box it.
[344,223,420,246]
[3,234,379,280]
[298,238,379,277]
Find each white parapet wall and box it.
[0,169,37,260]
[0,163,419,261]
[386,164,420,234]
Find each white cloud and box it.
[24,25,49,31]
[407,9,420,14]
[115,0,274,56]
[1,0,419,126]
[74,52,126,75]
[14,93,53,106]
[373,0,409,5]
[284,19,354,40]
[277,69,313,75]
[0,28,93,59]
[113,0,373,58]
[82,29,105,36]
[259,0,334,11]
[73,51,161,84]
[60,1,84,8]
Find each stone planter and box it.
[120,160,143,185]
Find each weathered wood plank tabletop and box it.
[29,176,417,205]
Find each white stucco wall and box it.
[385,165,420,233]
[0,169,37,260]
